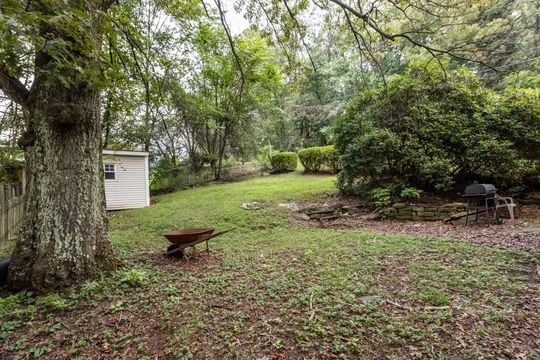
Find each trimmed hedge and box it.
[298,145,340,173]
[270,152,298,172]
[321,145,340,173]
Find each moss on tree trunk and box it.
[5,1,117,291]
[8,81,116,291]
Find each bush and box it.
[270,152,298,172]
[298,145,340,173]
[150,161,214,194]
[320,145,340,173]
[0,158,24,183]
[334,61,540,193]
[298,147,323,172]
[369,187,392,209]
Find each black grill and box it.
[464,183,497,197]
[463,182,500,225]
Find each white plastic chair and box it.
[495,195,517,220]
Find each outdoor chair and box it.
[495,195,517,220]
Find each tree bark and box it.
[8,80,116,291]
[3,1,117,291]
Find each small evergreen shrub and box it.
[270,152,298,172]
[298,147,323,172]
[320,145,340,173]
[298,145,340,173]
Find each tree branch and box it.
[329,0,498,71]
[214,0,245,100]
[343,9,385,89]
[255,0,295,71]
[0,66,30,109]
[282,0,317,72]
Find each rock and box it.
[397,208,413,214]
[392,203,407,209]
[441,202,467,208]
[305,209,336,215]
[320,214,341,220]
[241,202,266,210]
[278,202,300,212]
[294,213,311,221]
[360,295,381,303]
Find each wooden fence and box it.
[0,182,24,257]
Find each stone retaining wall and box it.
[384,202,467,221]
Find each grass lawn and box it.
[1,172,538,359]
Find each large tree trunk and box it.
[8,81,116,291]
[4,1,117,291]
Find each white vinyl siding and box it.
[103,152,149,210]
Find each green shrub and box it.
[334,61,540,192]
[298,145,340,173]
[151,163,214,194]
[298,147,323,172]
[0,158,24,183]
[270,152,298,172]
[320,145,340,173]
[369,188,392,209]
[399,187,423,201]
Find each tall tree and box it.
[0,0,116,290]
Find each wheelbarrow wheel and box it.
[166,244,184,258]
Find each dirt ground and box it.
[296,201,540,252]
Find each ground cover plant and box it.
[0,172,538,359]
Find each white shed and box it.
[102,149,150,210]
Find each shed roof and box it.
[103,149,149,157]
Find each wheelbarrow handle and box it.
[202,227,237,241]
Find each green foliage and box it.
[494,88,540,161]
[502,70,540,90]
[270,152,297,172]
[0,320,21,340]
[298,147,323,172]
[418,287,450,306]
[0,291,35,319]
[321,145,340,174]
[399,187,423,201]
[37,293,71,310]
[0,147,25,183]
[335,61,540,192]
[0,158,24,183]
[151,161,214,194]
[297,145,340,173]
[118,269,150,288]
[368,188,392,209]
